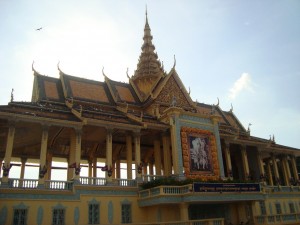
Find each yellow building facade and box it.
[0,13,300,225]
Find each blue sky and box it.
[0,0,299,148]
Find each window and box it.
[259,201,266,215]
[275,203,282,214]
[13,209,27,225]
[52,208,65,225]
[121,204,132,223]
[89,203,99,224]
[289,202,295,214]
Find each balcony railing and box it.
[78,177,137,187]
[141,174,166,182]
[8,178,38,189]
[1,177,137,190]
[125,218,224,225]
[79,177,107,185]
[45,180,73,190]
[255,213,300,224]
[139,184,192,198]
[262,185,300,193]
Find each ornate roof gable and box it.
[150,68,196,111]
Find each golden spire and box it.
[131,9,166,100]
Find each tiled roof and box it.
[60,73,114,105]
[106,79,141,105]
[0,102,81,122]
[35,75,65,102]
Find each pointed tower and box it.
[130,10,166,102]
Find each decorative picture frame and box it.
[181,127,220,180]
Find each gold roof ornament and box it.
[102,67,107,79]
[230,103,233,112]
[172,54,176,69]
[57,61,62,73]
[130,9,166,101]
[10,88,14,102]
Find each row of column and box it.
[1,122,175,184]
[223,142,299,185]
[2,124,57,186]
[108,133,172,179]
[1,125,143,184]
[265,154,298,186]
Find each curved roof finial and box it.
[216,97,220,106]
[32,60,35,72]
[230,103,233,112]
[126,68,130,79]
[247,123,252,132]
[102,66,107,78]
[172,54,176,69]
[10,88,14,102]
[57,61,62,72]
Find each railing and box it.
[254,213,300,224]
[141,175,166,182]
[139,184,192,198]
[261,185,300,193]
[78,177,137,187]
[44,180,73,190]
[5,179,73,190]
[112,178,137,187]
[117,218,224,225]
[80,177,106,186]
[8,178,39,189]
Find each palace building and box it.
[1,12,300,225]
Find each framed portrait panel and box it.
[181,127,220,180]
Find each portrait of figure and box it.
[189,135,211,172]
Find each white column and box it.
[126,135,133,179]
[272,154,280,185]
[291,155,299,182]
[106,129,113,181]
[2,123,15,183]
[38,125,49,186]
[134,132,141,179]
[257,149,265,180]
[93,157,97,178]
[46,151,52,180]
[241,145,250,180]
[281,155,291,185]
[154,139,162,175]
[224,142,232,178]
[20,158,27,180]
[266,160,274,186]
[162,133,171,176]
[74,129,82,181]
[116,159,121,179]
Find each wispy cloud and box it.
[228,73,253,99]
